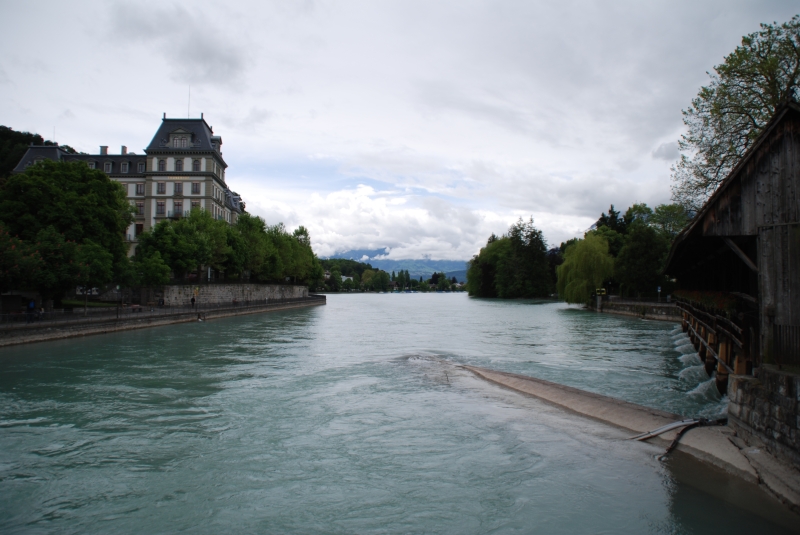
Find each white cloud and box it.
[1,0,797,259]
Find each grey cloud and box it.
[652,142,679,161]
[108,4,247,86]
[0,64,12,85]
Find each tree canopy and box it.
[466,218,552,298]
[672,15,800,210]
[556,233,614,304]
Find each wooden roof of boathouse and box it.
[664,98,800,361]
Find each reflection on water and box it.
[0,293,795,533]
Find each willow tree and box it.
[672,15,800,210]
[556,234,614,304]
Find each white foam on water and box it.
[679,354,703,366]
[679,365,708,383]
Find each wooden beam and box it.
[723,238,758,272]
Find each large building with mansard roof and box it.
[13,114,246,254]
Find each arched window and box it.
[193,159,200,172]
[158,160,166,172]
[175,159,183,172]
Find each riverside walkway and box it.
[0,295,326,347]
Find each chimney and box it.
[121,145,127,155]
[201,112,204,119]
[163,112,166,119]
[100,146,108,155]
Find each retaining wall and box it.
[0,298,324,348]
[155,284,307,305]
[728,366,800,470]
[595,300,681,322]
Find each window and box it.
[191,182,200,194]
[121,162,129,173]
[174,182,183,195]
[104,162,112,173]
[138,162,145,173]
[157,182,166,194]
[193,159,200,172]
[175,159,183,172]
[174,201,183,216]
[88,161,96,169]
[158,160,166,172]
[156,201,165,215]
[136,202,144,215]
[135,223,144,236]
[174,136,187,148]
[135,183,145,195]
[191,200,200,210]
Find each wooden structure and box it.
[665,99,800,384]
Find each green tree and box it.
[0,160,133,276]
[615,223,670,297]
[372,270,390,292]
[329,268,342,291]
[672,16,800,210]
[29,226,83,307]
[75,239,114,315]
[133,251,172,287]
[556,233,614,304]
[650,203,691,240]
[0,223,43,293]
[0,125,79,180]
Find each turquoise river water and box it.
[1,294,798,533]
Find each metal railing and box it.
[0,295,325,329]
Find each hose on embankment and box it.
[630,418,728,459]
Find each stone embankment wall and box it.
[728,366,800,470]
[0,297,324,348]
[155,284,307,305]
[594,300,681,322]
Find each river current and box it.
[1,294,797,533]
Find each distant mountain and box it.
[444,270,467,283]
[326,249,468,280]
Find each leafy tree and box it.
[361,269,375,289]
[0,223,43,293]
[75,239,114,314]
[0,160,133,276]
[595,205,629,235]
[672,16,800,210]
[372,270,390,292]
[624,203,653,225]
[590,225,625,258]
[615,223,670,297]
[133,251,172,287]
[136,218,209,279]
[556,233,614,304]
[342,278,354,291]
[650,203,691,240]
[29,226,83,307]
[328,268,342,291]
[467,218,552,298]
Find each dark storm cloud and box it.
[108,4,247,86]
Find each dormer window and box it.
[175,159,183,172]
[174,136,187,148]
[138,162,145,173]
[88,161,96,169]
[121,162,129,173]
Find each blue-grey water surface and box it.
[1,294,797,533]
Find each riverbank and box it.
[0,296,325,347]
[464,365,800,512]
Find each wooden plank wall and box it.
[702,114,800,237]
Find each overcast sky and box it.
[1,1,796,259]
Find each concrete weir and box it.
[462,365,800,510]
[463,366,753,478]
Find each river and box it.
[1,293,797,533]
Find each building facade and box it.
[13,114,245,253]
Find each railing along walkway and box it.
[0,295,326,330]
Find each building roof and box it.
[145,116,226,166]
[12,145,71,173]
[664,98,800,275]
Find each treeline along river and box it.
[1,294,797,533]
